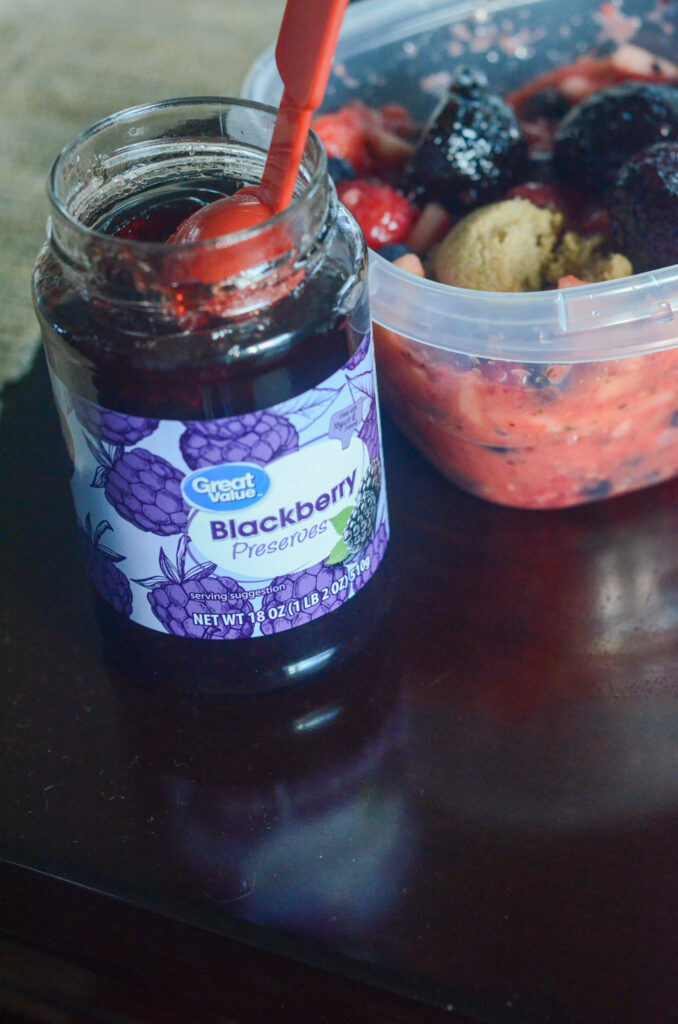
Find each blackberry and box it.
[405,67,527,213]
[73,396,158,446]
[90,441,188,535]
[260,561,350,634]
[82,515,133,616]
[352,523,389,592]
[610,141,678,272]
[136,536,254,639]
[553,83,678,194]
[343,458,382,557]
[180,411,298,469]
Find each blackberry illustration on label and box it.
[50,333,388,639]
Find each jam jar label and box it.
[49,333,389,639]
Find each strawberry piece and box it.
[507,50,678,117]
[558,274,590,288]
[393,252,426,277]
[313,102,378,173]
[406,201,453,254]
[336,179,419,251]
[313,101,415,176]
[610,44,678,83]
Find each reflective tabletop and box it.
[2,355,678,1023]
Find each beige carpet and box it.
[0,0,284,390]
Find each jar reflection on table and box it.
[116,662,416,937]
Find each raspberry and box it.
[553,82,678,194]
[82,515,133,616]
[260,561,350,634]
[91,443,188,535]
[405,67,527,213]
[179,411,298,469]
[73,395,158,447]
[352,523,389,592]
[336,180,418,251]
[610,141,678,272]
[136,537,254,639]
[343,458,382,558]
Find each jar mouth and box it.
[47,95,330,256]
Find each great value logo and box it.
[181,463,270,512]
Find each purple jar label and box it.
[49,333,389,639]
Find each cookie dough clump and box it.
[544,230,632,285]
[430,198,562,291]
[431,197,632,291]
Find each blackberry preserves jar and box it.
[33,98,390,694]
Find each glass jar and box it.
[33,97,390,694]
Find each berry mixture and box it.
[310,44,678,508]
[314,48,678,284]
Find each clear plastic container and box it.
[243,0,678,509]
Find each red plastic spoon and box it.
[171,0,349,251]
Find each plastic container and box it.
[243,0,678,509]
[32,97,390,694]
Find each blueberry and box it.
[378,243,413,262]
[327,156,356,185]
[525,364,554,388]
[581,479,612,500]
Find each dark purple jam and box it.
[99,185,231,240]
[38,179,367,423]
[34,180,388,694]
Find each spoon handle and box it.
[259,0,349,212]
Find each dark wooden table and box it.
[2,354,678,1024]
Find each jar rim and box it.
[47,95,329,255]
